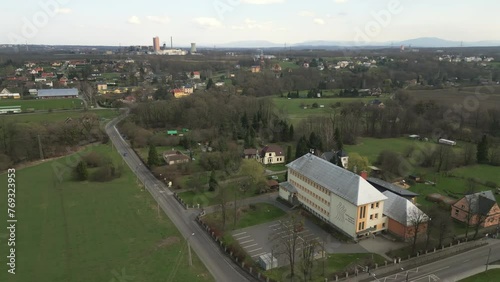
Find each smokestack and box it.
[170,36,173,49]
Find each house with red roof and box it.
[259,145,285,165]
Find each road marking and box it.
[463,259,470,263]
[236,235,250,240]
[251,252,267,258]
[240,239,254,245]
[269,223,280,228]
[233,232,247,236]
[248,248,263,253]
[411,266,448,281]
[243,243,258,249]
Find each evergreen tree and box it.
[209,170,218,192]
[477,134,489,164]
[308,132,323,153]
[334,128,343,151]
[288,124,294,141]
[206,78,214,90]
[295,136,309,159]
[147,144,160,167]
[75,161,88,181]
[286,145,293,163]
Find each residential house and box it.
[251,66,261,73]
[279,154,388,239]
[243,148,259,160]
[97,83,108,92]
[320,150,349,169]
[163,151,190,165]
[382,191,428,240]
[259,145,285,165]
[0,88,20,99]
[451,190,500,228]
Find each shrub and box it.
[485,181,498,188]
[82,151,107,168]
[91,163,122,182]
[74,161,88,181]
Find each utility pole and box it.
[37,134,44,160]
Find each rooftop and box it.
[383,191,428,226]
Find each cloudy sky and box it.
[2,0,499,46]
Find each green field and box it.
[265,253,386,282]
[206,203,286,231]
[450,165,500,185]
[0,144,212,282]
[345,137,421,163]
[407,87,500,110]
[273,96,377,125]
[2,109,119,123]
[459,268,500,282]
[0,98,83,111]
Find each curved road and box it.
[105,113,254,282]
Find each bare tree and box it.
[463,180,477,239]
[472,213,488,239]
[409,208,428,254]
[300,238,319,281]
[217,183,230,231]
[269,212,304,280]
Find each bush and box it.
[90,163,122,182]
[485,181,498,188]
[74,161,88,181]
[82,151,108,168]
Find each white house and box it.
[259,145,285,165]
[279,154,387,239]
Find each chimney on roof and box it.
[360,171,368,180]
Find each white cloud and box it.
[193,17,223,29]
[313,18,326,25]
[127,16,141,25]
[334,0,348,3]
[298,10,315,17]
[55,8,72,14]
[146,16,170,24]
[241,0,285,4]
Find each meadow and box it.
[2,109,119,123]
[0,144,212,282]
[0,98,83,111]
[406,86,500,109]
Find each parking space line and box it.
[243,243,258,249]
[248,247,263,253]
[233,232,247,236]
[240,239,254,245]
[236,235,250,240]
[251,252,267,258]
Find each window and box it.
[375,213,378,219]
[371,203,374,209]
[382,223,386,228]
[370,215,373,220]
[455,209,459,216]
[376,202,379,208]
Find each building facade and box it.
[451,190,500,228]
[279,154,387,239]
[259,145,285,165]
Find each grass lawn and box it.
[450,165,500,186]
[2,109,119,123]
[273,96,377,125]
[406,88,500,110]
[459,269,500,282]
[0,98,83,111]
[265,253,386,282]
[205,203,286,231]
[345,137,422,163]
[265,163,288,172]
[0,144,213,282]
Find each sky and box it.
[2,0,500,46]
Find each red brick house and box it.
[382,191,429,240]
[451,190,500,227]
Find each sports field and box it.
[0,98,83,111]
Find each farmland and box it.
[406,86,500,109]
[0,144,212,282]
[0,98,83,111]
[1,109,119,123]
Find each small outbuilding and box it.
[258,253,278,270]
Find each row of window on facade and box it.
[291,179,330,206]
[358,221,386,232]
[298,194,329,217]
[290,170,331,197]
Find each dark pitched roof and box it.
[243,148,258,155]
[367,177,419,197]
[462,190,497,215]
[261,145,284,156]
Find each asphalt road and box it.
[373,239,500,282]
[105,113,254,282]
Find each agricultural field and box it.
[2,109,119,123]
[406,86,500,109]
[0,144,212,282]
[0,98,83,111]
[273,96,378,125]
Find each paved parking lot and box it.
[231,218,368,266]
